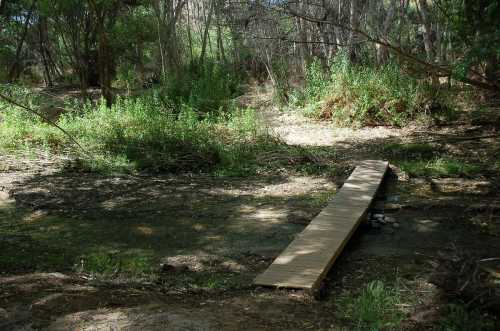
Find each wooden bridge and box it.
[254,160,389,292]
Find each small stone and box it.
[385,216,396,223]
[392,222,400,229]
[0,191,9,200]
[373,213,385,220]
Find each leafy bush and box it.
[299,53,454,127]
[161,60,242,114]
[271,58,292,105]
[0,86,261,173]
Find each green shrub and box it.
[1,83,340,176]
[0,86,262,173]
[304,59,329,102]
[299,53,454,127]
[399,157,481,178]
[161,60,242,114]
[270,58,291,106]
[80,249,154,277]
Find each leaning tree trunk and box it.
[417,0,438,85]
[200,1,214,67]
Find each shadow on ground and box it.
[1,105,499,330]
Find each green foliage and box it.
[0,86,252,173]
[1,85,332,176]
[298,53,455,127]
[271,58,291,105]
[305,59,329,101]
[80,249,154,277]
[1,83,342,176]
[162,61,243,114]
[399,158,481,178]
[383,142,482,178]
[439,1,500,83]
[340,280,403,331]
[382,142,439,159]
[440,303,495,331]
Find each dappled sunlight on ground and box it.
[1,94,499,329]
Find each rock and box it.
[385,203,402,211]
[370,222,381,229]
[0,191,9,200]
[392,222,400,229]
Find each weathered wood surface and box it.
[254,160,389,291]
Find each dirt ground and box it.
[1,87,499,330]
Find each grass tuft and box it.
[339,280,404,331]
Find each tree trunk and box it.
[8,3,34,82]
[376,0,396,65]
[97,24,113,106]
[200,1,214,66]
[215,2,226,64]
[38,16,52,87]
[417,0,434,62]
[348,0,360,63]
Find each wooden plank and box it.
[254,160,388,291]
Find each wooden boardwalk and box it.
[254,160,389,291]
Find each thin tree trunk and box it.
[186,1,194,64]
[8,3,35,82]
[38,16,52,86]
[417,0,434,62]
[200,1,214,66]
[348,0,360,63]
[216,14,226,63]
[377,0,396,65]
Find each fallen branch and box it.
[0,92,87,154]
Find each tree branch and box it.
[281,6,500,92]
[0,92,87,154]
